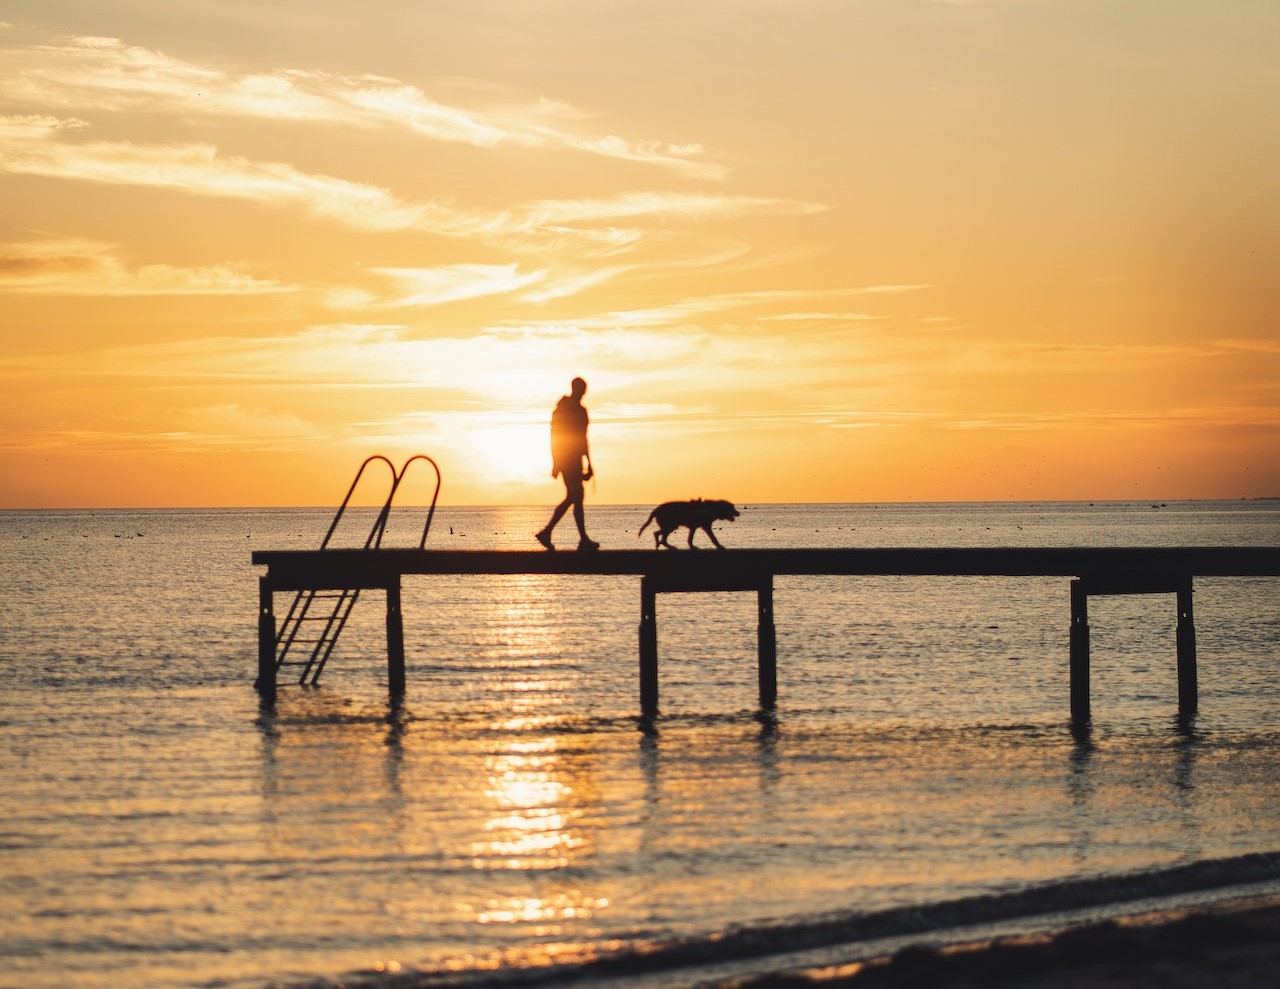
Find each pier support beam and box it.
[758,577,777,710]
[1069,579,1090,723]
[257,577,277,706]
[639,578,659,718]
[637,572,775,719]
[386,578,405,699]
[1069,575,1199,722]
[1176,580,1198,714]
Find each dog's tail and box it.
[637,508,657,537]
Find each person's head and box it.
[570,377,587,399]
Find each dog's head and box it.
[699,499,739,522]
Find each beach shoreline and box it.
[340,862,1280,989]
[537,858,1280,989]
[716,893,1280,988]
[331,882,1280,988]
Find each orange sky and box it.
[2,1,1277,507]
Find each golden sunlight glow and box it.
[472,423,551,488]
[2,6,1276,506]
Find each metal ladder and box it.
[271,454,441,685]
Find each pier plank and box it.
[253,546,1280,590]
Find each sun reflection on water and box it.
[476,892,611,925]
[473,741,585,870]
[464,725,612,934]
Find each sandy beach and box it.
[721,895,1280,989]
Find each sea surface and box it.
[2,501,1279,988]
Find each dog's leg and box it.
[705,525,724,549]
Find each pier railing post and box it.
[639,577,658,718]
[1176,579,1198,714]
[386,577,405,699]
[757,576,777,710]
[1069,579,1090,724]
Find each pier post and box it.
[639,577,659,718]
[386,578,405,698]
[1069,579,1090,723]
[757,577,777,710]
[257,577,277,705]
[1176,580,1198,714]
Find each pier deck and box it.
[253,546,1280,719]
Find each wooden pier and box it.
[253,546,1280,720]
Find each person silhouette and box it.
[535,377,598,551]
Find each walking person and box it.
[535,377,598,551]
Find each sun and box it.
[473,422,550,485]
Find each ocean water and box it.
[2,501,1279,988]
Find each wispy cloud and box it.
[0,236,291,295]
[0,115,438,232]
[363,262,636,308]
[554,133,725,180]
[760,312,878,322]
[512,191,823,228]
[1,405,324,454]
[164,404,321,447]
[0,321,752,393]
[370,264,546,307]
[546,285,929,331]
[935,405,1280,431]
[0,114,814,248]
[0,35,727,179]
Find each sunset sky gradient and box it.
[2,1,1276,507]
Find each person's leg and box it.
[536,498,566,548]
[537,476,576,548]
[546,497,571,532]
[565,475,596,549]
[562,475,584,535]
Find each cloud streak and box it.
[0,115,813,248]
[0,35,727,179]
[370,264,546,307]
[0,237,291,295]
[0,115,439,231]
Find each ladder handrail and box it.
[319,453,443,551]
[320,454,398,550]
[397,454,442,550]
